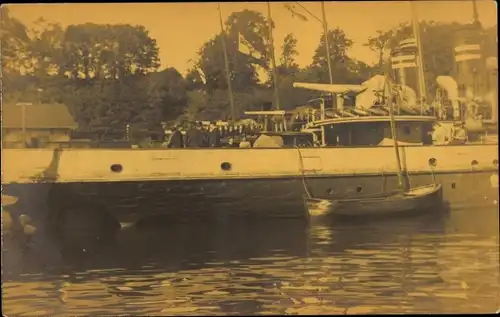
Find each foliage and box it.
[310,28,369,84]
[279,33,299,75]
[364,29,396,72]
[192,9,274,93]
[16,7,491,136]
[365,20,498,98]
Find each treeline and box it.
[1,7,497,134]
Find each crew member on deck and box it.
[225,137,237,148]
[207,122,220,147]
[431,123,448,145]
[450,122,467,145]
[185,122,205,148]
[167,125,184,148]
[239,135,252,148]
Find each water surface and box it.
[2,208,499,315]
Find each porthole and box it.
[327,188,335,195]
[428,158,437,167]
[451,182,456,189]
[471,160,478,167]
[356,186,363,193]
[110,164,123,173]
[221,162,232,171]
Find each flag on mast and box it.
[238,32,251,55]
[196,67,207,84]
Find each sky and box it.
[7,1,498,76]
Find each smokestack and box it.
[453,25,484,99]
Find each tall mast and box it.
[320,1,337,114]
[472,0,480,27]
[383,51,407,193]
[320,2,334,86]
[267,2,281,110]
[409,1,427,114]
[217,3,236,121]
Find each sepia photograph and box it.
[1,0,499,315]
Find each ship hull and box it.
[2,145,498,228]
[3,169,498,226]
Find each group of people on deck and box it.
[163,121,261,148]
[431,121,467,145]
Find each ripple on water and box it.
[3,210,499,315]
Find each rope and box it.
[296,146,312,199]
[381,170,385,192]
[430,166,436,185]
[406,170,412,189]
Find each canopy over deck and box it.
[308,115,437,128]
[293,75,418,110]
[292,82,367,95]
[244,110,291,116]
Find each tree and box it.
[192,10,274,93]
[364,29,394,72]
[310,28,364,84]
[224,9,273,69]
[27,18,65,77]
[312,28,353,67]
[279,33,299,73]
[59,23,160,80]
[145,67,188,122]
[0,7,31,75]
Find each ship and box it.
[2,106,498,240]
[1,1,498,246]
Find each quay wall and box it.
[2,145,498,184]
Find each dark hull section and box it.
[306,184,444,219]
[3,171,498,226]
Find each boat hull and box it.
[2,170,498,226]
[2,145,498,228]
[306,184,444,218]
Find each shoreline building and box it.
[2,103,78,148]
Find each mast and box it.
[472,0,480,27]
[288,2,336,111]
[267,2,281,110]
[320,1,337,114]
[217,3,236,121]
[409,1,427,114]
[383,50,407,193]
[320,2,334,87]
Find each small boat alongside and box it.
[305,184,443,219]
[303,61,446,221]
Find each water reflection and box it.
[3,208,499,316]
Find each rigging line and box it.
[296,146,312,199]
[293,2,323,23]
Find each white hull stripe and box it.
[391,55,416,63]
[455,54,482,62]
[455,44,481,53]
[399,38,417,46]
[392,62,418,69]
